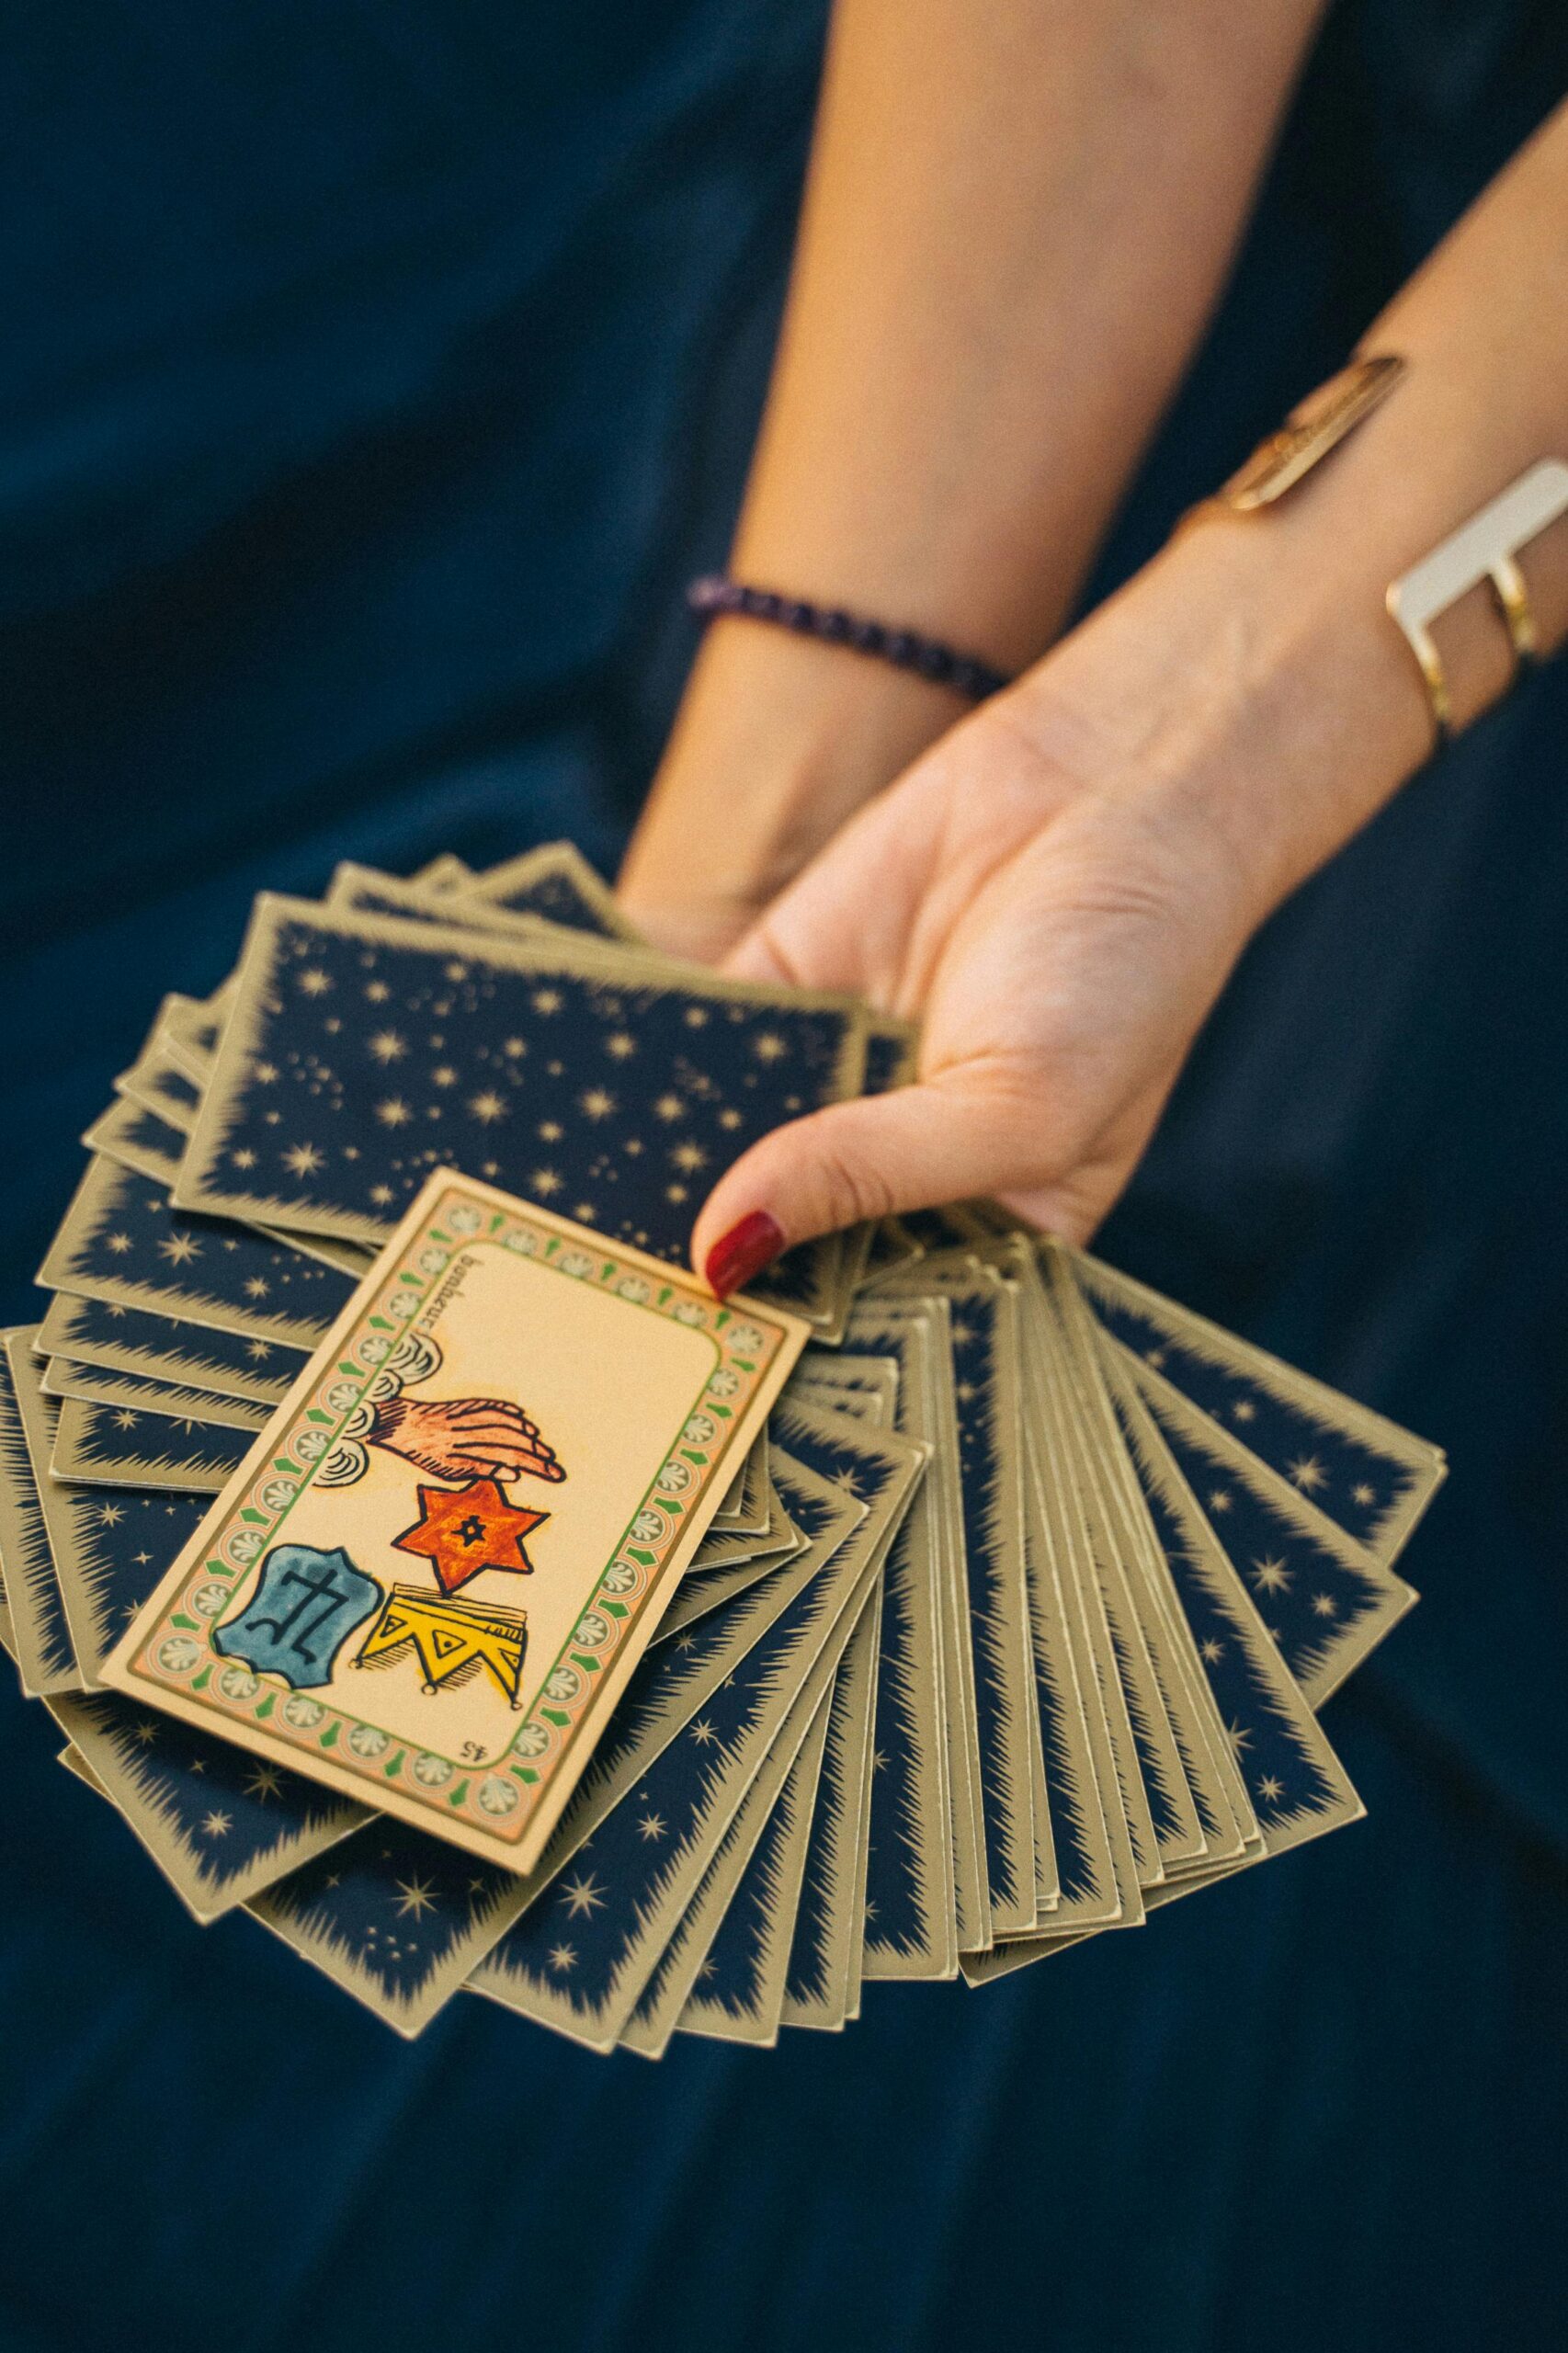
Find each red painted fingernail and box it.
[705,1210,785,1300]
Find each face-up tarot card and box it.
[102,1172,807,1870]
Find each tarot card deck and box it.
[0,845,1445,2047]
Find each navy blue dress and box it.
[2,5,1565,2347]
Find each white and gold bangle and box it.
[1386,458,1568,746]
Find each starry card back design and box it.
[1068,1247,1446,1567]
[0,1334,83,1697]
[1015,1288,1151,1923]
[1030,1254,1234,1879]
[314,867,864,1333]
[790,1328,957,1988]
[170,895,869,1279]
[462,843,640,941]
[968,1347,1367,1995]
[102,1173,808,1872]
[1039,1254,1254,1870]
[51,1688,360,1924]
[858,1217,926,1291]
[41,1356,267,1428]
[624,1657,852,2056]
[50,1397,251,1495]
[155,991,225,1080]
[35,1291,305,1409]
[871,1271,989,1955]
[115,1040,202,1134]
[669,1686,835,2046]
[82,1093,187,1187]
[905,1264,1038,1941]
[699,1395,922,2033]
[246,1812,527,2037]
[779,1566,885,2031]
[989,1279,1126,1944]
[39,1156,356,1347]
[1122,1352,1416,1707]
[323,861,617,952]
[1102,1361,1363,1859]
[651,1515,806,1642]
[30,1449,208,1682]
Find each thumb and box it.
[692,1074,1045,1296]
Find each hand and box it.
[696,707,1256,1263]
[688,515,1435,1286]
[369,1395,565,1486]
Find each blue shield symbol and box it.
[214,1544,380,1688]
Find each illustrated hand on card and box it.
[100,1174,808,1871]
[366,1392,565,1487]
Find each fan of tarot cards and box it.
[0,844,1446,2052]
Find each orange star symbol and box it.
[392,1478,549,1596]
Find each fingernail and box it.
[704,1210,785,1300]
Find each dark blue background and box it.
[3,5,1566,2347]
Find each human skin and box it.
[614,3,1568,1275]
[622,0,1333,961]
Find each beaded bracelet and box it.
[687,575,1013,701]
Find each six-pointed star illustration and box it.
[392,1474,550,1594]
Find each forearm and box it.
[730,0,1324,666]
[623,0,1325,943]
[1015,93,1568,924]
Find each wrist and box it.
[1155,511,1436,914]
[1137,319,1568,912]
[622,617,969,928]
[1002,489,1442,935]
